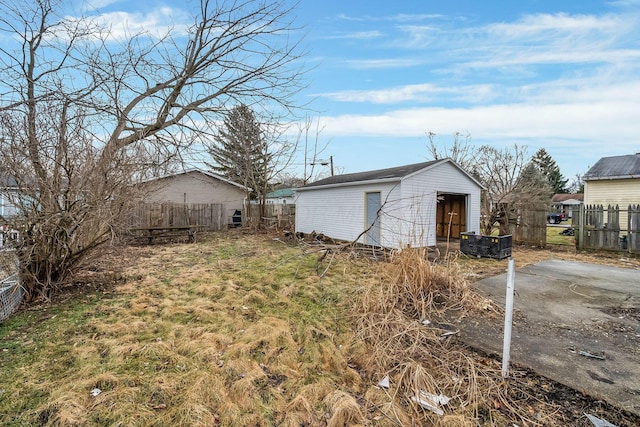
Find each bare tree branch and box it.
[0,0,306,301]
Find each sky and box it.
[76,0,640,185]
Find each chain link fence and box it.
[0,238,21,321]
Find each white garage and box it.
[295,159,483,248]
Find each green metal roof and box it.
[266,188,295,198]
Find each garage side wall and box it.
[295,182,401,245]
[144,172,246,220]
[401,162,482,246]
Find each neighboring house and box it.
[295,159,483,248]
[0,177,21,248]
[139,169,247,223]
[551,193,584,219]
[0,177,19,220]
[583,153,640,227]
[265,188,296,205]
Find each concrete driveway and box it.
[460,259,640,416]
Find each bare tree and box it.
[0,0,305,301]
[427,131,478,172]
[300,116,331,184]
[474,145,551,234]
[568,172,585,194]
[427,135,551,234]
[270,115,332,188]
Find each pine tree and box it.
[530,148,568,194]
[207,105,271,199]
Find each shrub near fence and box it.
[130,202,228,230]
[574,204,640,253]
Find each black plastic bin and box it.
[460,232,512,260]
[231,210,242,227]
[484,234,512,259]
[460,232,483,257]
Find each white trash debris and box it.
[585,413,618,427]
[579,350,605,360]
[377,375,390,389]
[439,331,458,340]
[411,390,450,416]
[91,388,102,397]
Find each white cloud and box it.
[486,13,629,38]
[319,30,383,40]
[344,58,425,69]
[336,13,443,23]
[316,82,640,147]
[391,11,640,69]
[77,7,191,41]
[316,83,497,104]
[318,96,640,178]
[83,0,122,10]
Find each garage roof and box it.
[299,158,483,190]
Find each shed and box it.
[140,169,247,223]
[583,153,640,227]
[295,159,483,248]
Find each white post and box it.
[502,258,516,378]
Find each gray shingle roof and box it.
[583,153,640,180]
[301,159,444,188]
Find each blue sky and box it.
[85,0,640,183]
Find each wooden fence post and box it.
[577,203,584,249]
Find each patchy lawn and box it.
[546,224,574,246]
[0,231,638,426]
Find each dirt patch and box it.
[601,306,640,322]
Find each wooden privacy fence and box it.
[574,204,640,253]
[507,209,547,247]
[129,202,228,230]
[244,203,295,230]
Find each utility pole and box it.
[310,155,334,176]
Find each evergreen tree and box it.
[531,148,568,194]
[207,105,271,199]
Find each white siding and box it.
[296,182,401,246]
[401,161,482,246]
[0,190,19,218]
[296,161,483,248]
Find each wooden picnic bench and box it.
[128,225,204,244]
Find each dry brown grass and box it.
[350,247,569,426]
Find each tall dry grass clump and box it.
[351,248,550,426]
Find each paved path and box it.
[460,259,640,416]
